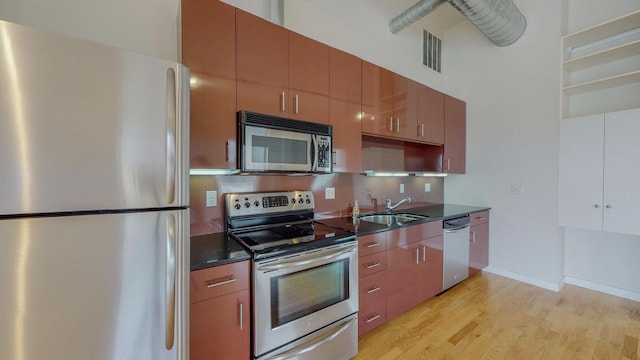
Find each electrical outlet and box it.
[205,190,217,207]
[325,187,335,200]
[424,183,431,192]
[400,184,405,194]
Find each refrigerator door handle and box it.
[165,213,177,350]
[166,68,177,205]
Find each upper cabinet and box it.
[417,84,444,145]
[236,10,329,124]
[182,0,237,169]
[361,62,417,140]
[561,11,640,119]
[443,95,466,174]
[330,48,362,173]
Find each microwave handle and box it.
[310,134,318,172]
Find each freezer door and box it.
[0,20,189,215]
[0,209,189,360]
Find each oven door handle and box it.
[256,244,357,271]
[266,314,357,360]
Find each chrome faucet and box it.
[386,197,411,212]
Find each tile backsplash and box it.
[190,173,444,235]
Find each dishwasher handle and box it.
[443,223,470,233]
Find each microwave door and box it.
[243,126,312,172]
[310,134,318,172]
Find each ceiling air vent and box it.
[423,30,441,73]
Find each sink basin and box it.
[358,213,426,225]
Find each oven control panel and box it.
[226,191,314,217]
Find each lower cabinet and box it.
[469,211,490,276]
[190,260,250,360]
[357,221,443,336]
[386,221,442,319]
[357,232,387,336]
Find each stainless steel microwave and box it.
[238,111,333,174]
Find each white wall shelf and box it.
[561,10,640,119]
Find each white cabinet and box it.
[561,11,640,119]
[559,108,640,235]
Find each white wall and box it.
[443,0,565,289]
[0,0,179,61]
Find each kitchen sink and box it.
[358,213,426,225]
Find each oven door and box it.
[253,241,358,358]
[242,125,313,172]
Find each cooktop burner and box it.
[226,191,355,259]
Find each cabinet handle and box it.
[365,314,381,323]
[422,246,426,262]
[419,123,424,137]
[206,276,237,288]
[295,94,299,114]
[238,301,243,331]
[446,159,451,171]
[366,262,381,269]
[415,248,419,264]
[475,216,486,221]
[388,117,393,132]
[281,91,286,112]
[365,242,381,248]
[594,204,600,208]
[395,118,400,132]
[606,205,612,209]
[471,231,476,243]
[366,286,381,294]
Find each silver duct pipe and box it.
[389,0,527,46]
[388,0,447,34]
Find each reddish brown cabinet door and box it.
[330,48,362,172]
[190,289,250,360]
[417,84,445,145]
[182,0,237,169]
[361,61,393,136]
[236,10,289,117]
[423,235,444,299]
[444,95,466,173]
[469,211,490,276]
[289,32,330,124]
[391,74,418,141]
[386,242,425,319]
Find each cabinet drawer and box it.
[358,232,387,257]
[470,210,490,226]
[359,252,387,278]
[359,271,386,307]
[358,297,386,336]
[190,260,250,304]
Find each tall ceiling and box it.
[379,0,466,34]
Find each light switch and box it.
[325,187,335,200]
[400,184,405,194]
[424,183,431,192]
[206,190,217,207]
[510,184,523,196]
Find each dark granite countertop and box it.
[316,203,490,236]
[190,232,251,271]
[190,204,490,270]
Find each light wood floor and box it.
[355,272,640,360]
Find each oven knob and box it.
[306,199,311,204]
[291,198,296,204]
[234,203,241,210]
[244,202,251,208]
[254,200,260,207]
[298,199,304,204]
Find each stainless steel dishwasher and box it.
[442,215,471,291]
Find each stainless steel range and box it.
[226,191,358,360]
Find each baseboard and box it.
[563,276,640,302]
[483,266,564,292]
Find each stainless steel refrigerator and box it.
[0,20,189,360]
